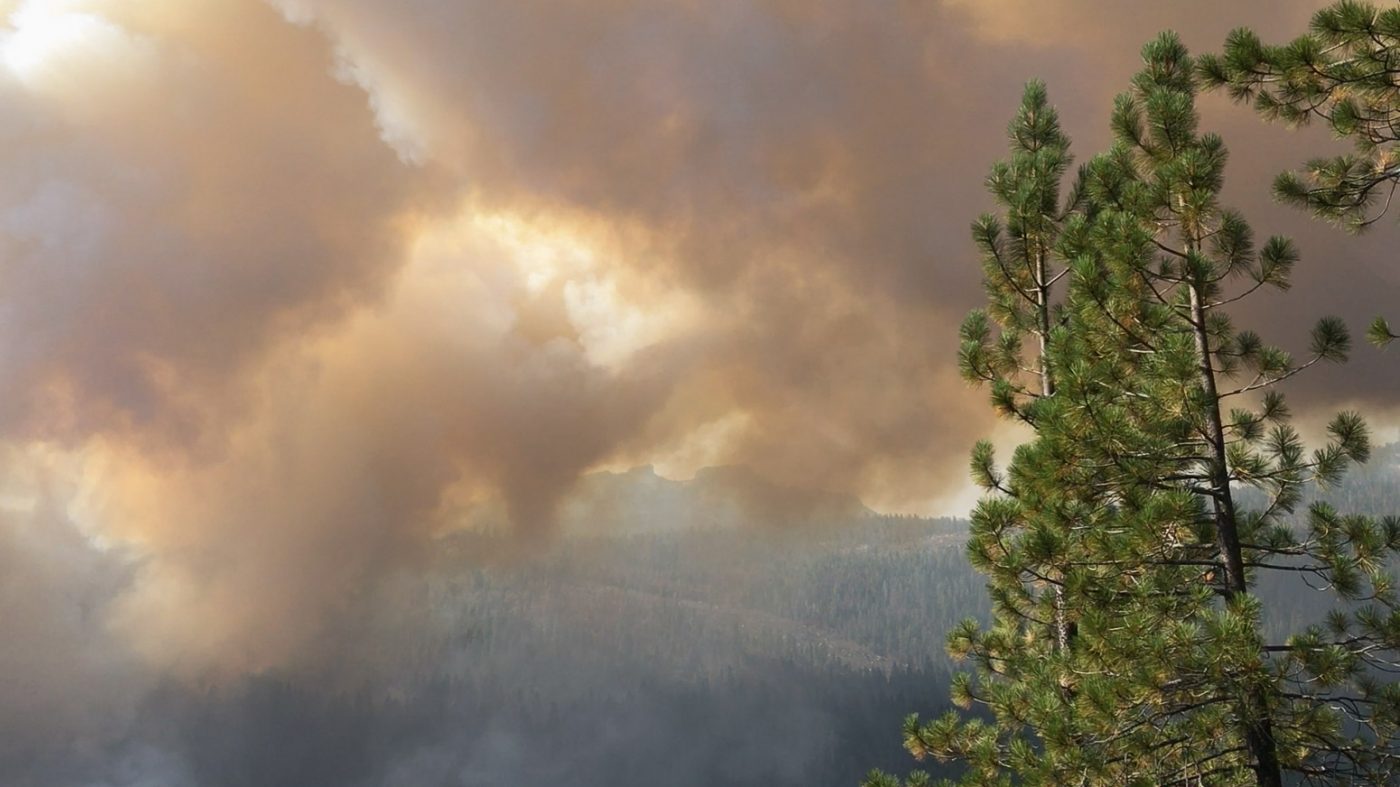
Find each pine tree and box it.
[958,79,1083,656]
[872,32,1400,787]
[1198,0,1400,345]
[867,80,1108,787]
[865,81,1098,786]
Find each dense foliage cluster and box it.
[1199,0,1400,346]
[1200,1,1400,234]
[870,28,1400,787]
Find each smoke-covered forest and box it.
[15,467,978,786]
[13,448,1395,787]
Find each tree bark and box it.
[1187,279,1283,787]
[1034,246,1070,654]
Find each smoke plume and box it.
[0,2,1394,778]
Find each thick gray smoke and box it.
[0,0,1395,783]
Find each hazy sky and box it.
[0,0,1396,752]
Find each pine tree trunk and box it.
[1187,282,1283,787]
[1035,248,1069,654]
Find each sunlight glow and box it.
[411,209,702,371]
[1,2,106,81]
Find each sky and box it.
[0,0,1397,776]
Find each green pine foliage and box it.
[909,81,1099,785]
[868,79,1112,787]
[1199,0,1400,235]
[1369,316,1399,349]
[1199,0,1400,350]
[871,32,1400,787]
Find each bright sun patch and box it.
[0,1,154,92]
[2,3,97,77]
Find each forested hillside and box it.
[15,468,983,787]
[246,501,984,787]
[30,452,1395,787]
